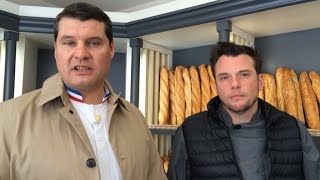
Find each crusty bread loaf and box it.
[258,73,264,100]
[290,69,305,123]
[198,64,211,111]
[189,66,201,115]
[262,73,278,108]
[275,67,285,111]
[309,71,320,103]
[158,66,170,125]
[182,67,192,118]
[283,67,298,119]
[175,66,185,125]
[162,156,169,174]
[299,71,320,129]
[168,70,176,125]
[207,64,218,98]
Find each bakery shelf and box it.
[149,126,320,136]
[308,129,320,137]
[149,124,179,135]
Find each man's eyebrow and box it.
[59,35,74,39]
[238,69,251,73]
[87,36,103,40]
[217,70,251,76]
[217,72,228,77]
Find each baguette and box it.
[168,70,176,125]
[207,65,218,98]
[258,73,264,100]
[275,67,285,111]
[182,67,192,118]
[162,156,169,174]
[189,66,201,115]
[290,69,305,123]
[175,66,185,125]
[158,66,170,125]
[299,71,320,129]
[283,67,298,118]
[262,73,278,108]
[198,64,211,111]
[309,71,320,103]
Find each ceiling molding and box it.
[111,23,127,38]
[19,16,54,34]
[19,16,128,38]
[0,0,313,38]
[126,0,312,37]
[0,10,20,31]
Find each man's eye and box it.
[88,41,100,46]
[239,73,249,78]
[63,41,74,46]
[219,76,229,81]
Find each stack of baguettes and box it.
[261,67,320,129]
[158,65,320,129]
[158,64,218,125]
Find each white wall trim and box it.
[124,41,132,101]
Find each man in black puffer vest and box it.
[168,42,320,180]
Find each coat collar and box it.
[36,73,129,111]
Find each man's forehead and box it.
[215,55,255,73]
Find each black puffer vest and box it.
[182,97,304,180]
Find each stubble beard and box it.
[224,98,258,115]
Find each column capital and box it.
[216,20,232,32]
[129,38,143,48]
[4,31,19,41]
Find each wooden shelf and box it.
[308,129,320,137]
[149,125,320,137]
[149,124,179,135]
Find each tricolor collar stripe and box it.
[68,94,83,102]
[65,85,110,103]
[66,86,83,102]
[102,92,110,103]
[66,86,81,96]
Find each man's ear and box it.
[110,41,115,59]
[53,42,57,62]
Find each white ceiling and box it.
[142,0,320,50]
[5,0,320,52]
[5,0,176,12]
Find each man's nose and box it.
[74,43,89,59]
[231,77,240,89]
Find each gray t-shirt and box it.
[219,105,267,180]
[219,105,319,180]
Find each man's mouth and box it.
[74,66,91,71]
[230,94,243,99]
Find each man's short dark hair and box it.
[53,2,113,44]
[209,42,262,75]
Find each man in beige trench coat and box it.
[0,2,167,180]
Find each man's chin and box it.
[225,103,247,114]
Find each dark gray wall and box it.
[255,28,320,74]
[107,53,126,97]
[173,28,320,75]
[172,45,213,68]
[36,49,126,97]
[36,49,56,88]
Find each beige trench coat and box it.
[0,74,167,180]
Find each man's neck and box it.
[80,86,105,105]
